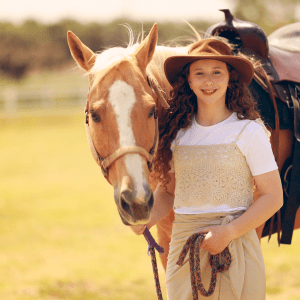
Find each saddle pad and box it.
[268,22,300,53]
[269,46,300,83]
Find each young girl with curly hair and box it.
[131,38,283,299]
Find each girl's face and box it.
[188,59,230,108]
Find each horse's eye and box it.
[148,106,156,118]
[90,111,101,123]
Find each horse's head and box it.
[67,25,160,226]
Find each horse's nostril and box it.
[120,193,131,215]
[148,193,154,210]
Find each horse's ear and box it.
[134,23,158,71]
[67,31,96,71]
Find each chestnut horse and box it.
[67,24,186,229]
[68,24,299,272]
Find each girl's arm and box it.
[130,172,175,235]
[228,169,283,240]
[199,169,283,254]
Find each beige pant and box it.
[166,212,266,300]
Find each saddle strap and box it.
[288,84,300,142]
[278,83,300,244]
[257,67,282,245]
[281,139,300,244]
[257,67,280,163]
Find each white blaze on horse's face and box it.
[108,80,146,200]
[67,24,160,226]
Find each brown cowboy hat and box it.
[164,38,254,86]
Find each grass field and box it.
[1,113,300,299]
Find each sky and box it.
[1,0,236,24]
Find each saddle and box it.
[205,10,300,245]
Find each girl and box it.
[131,38,283,299]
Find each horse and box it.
[67,24,187,230]
[67,24,189,270]
[67,20,300,273]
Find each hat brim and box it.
[164,54,254,86]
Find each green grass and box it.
[0,114,166,300]
[263,231,300,300]
[1,113,300,299]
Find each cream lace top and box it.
[171,113,278,214]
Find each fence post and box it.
[3,87,18,117]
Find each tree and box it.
[233,0,299,35]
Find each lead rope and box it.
[143,229,231,300]
[143,227,164,300]
[176,233,231,299]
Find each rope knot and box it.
[176,232,231,299]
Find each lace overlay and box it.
[173,143,253,211]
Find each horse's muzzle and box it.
[116,187,154,225]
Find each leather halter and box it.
[85,76,163,179]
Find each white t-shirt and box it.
[169,112,278,214]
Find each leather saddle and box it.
[205,9,300,145]
[268,22,300,83]
[205,10,300,245]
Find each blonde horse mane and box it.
[88,25,197,100]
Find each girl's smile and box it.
[201,89,217,95]
[188,59,230,106]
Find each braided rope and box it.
[143,228,164,300]
[176,233,231,299]
[144,229,231,299]
[148,247,163,300]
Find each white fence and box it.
[0,86,87,118]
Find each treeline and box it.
[0,19,211,80]
[1,9,296,81]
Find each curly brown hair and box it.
[153,63,260,187]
